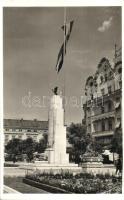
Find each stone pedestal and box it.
[47,95,69,164]
[80,156,104,174]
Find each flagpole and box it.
[63,7,66,125]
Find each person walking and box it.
[115,157,122,176]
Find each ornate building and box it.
[4,118,48,145]
[83,45,122,146]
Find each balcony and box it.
[84,89,121,107]
[91,110,115,122]
[92,130,114,137]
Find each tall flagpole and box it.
[63,7,66,125]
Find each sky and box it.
[3,7,121,125]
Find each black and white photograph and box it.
[0,0,123,197]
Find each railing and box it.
[89,111,115,122]
[92,130,114,137]
[84,89,122,107]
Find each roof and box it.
[4,119,48,130]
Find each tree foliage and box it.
[67,123,87,155]
[5,138,22,155]
[35,133,48,153]
[67,123,103,163]
[5,133,48,162]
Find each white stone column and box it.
[47,95,69,164]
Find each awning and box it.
[115,102,120,109]
[115,120,121,128]
[102,150,119,161]
[102,150,111,155]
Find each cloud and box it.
[98,17,113,32]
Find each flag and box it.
[56,20,74,73]
[62,20,74,54]
[56,43,64,73]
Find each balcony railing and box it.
[91,110,115,121]
[92,130,114,137]
[84,89,121,107]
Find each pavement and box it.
[4,167,27,177]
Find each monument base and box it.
[46,147,69,165]
[20,162,82,174]
[80,162,115,175]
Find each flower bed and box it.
[25,171,122,193]
[4,163,19,167]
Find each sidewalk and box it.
[4,185,21,193]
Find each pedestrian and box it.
[115,157,122,176]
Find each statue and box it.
[52,87,58,95]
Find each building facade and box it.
[4,118,48,145]
[83,46,122,145]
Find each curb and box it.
[4,185,21,193]
[23,178,72,193]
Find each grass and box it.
[4,177,49,193]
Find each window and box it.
[108,101,112,112]
[101,89,105,96]
[34,129,37,132]
[101,106,104,113]
[5,128,9,131]
[108,120,112,130]
[12,129,16,132]
[19,129,22,132]
[94,123,98,132]
[12,135,15,139]
[27,129,31,132]
[108,86,112,94]
[102,121,105,131]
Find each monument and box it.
[47,88,69,164]
[21,88,81,173]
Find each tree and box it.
[67,123,103,163]
[5,138,22,162]
[5,135,48,162]
[67,123,87,163]
[36,133,48,153]
[22,137,37,162]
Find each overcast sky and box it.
[3,7,121,124]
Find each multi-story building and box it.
[83,45,122,146]
[4,118,48,145]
